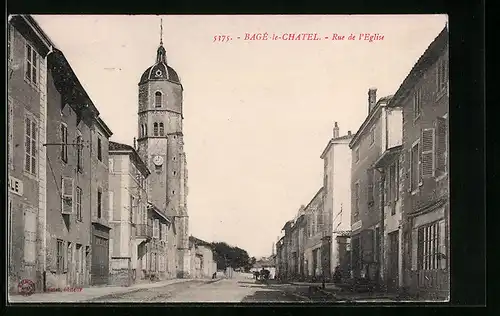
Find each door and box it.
[91,235,109,285]
[388,231,399,291]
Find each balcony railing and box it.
[136,224,152,238]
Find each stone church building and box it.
[136,36,191,278]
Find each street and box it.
[86,275,333,303]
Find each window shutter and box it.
[61,177,74,214]
[436,118,447,173]
[154,219,159,239]
[439,219,447,269]
[161,224,167,242]
[63,241,68,272]
[421,128,435,178]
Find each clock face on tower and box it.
[153,155,164,166]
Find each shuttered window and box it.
[97,188,102,218]
[61,177,74,214]
[56,239,64,273]
[159,123,165,136]
[153,123,159,136]
[25,43,39,85]
[76,132,83,171]
[76,187,83,221]
[354,182,360,216]
[61,123,68,163]
[436,117,448,173]
[437,58,448,93]
[153,219,160,239]
[25,116,37,175]
[161,223,167,242]
[413,88,422,119]
[421,128,435,178]
[410,142,420,191]
[367,169,374,205]
[24,208,37,264]
[8,99,13,168]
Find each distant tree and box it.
[211,242,253,271]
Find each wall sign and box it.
[9,176,23,196]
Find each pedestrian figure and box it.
[212,272,216,279]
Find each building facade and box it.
[303,188,325,280]
[45,47,105,290]
[349,89,394,283]
[188,236,216,279]
[89,117,113,285]
[108,141,152,285]
[320,123,353,280]
[396,27,449,298]
[7,15,53,294]
[136,37,190,278]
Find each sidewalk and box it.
[8,278,195,303]
[288,281,404,302]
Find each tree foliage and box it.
[211,242,254,272]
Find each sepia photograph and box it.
[7,14,449,303]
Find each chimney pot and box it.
[333,122,340,138]
[368,88,377,113]
[348,131,352,136]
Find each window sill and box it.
[23,171,38,181]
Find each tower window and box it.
[145,124,148,136]
[173,171,176,176]
[159,123,164,136]
[172,191,175,195]
[153,123,158,136]
[155,91,162,108]
[141,124,145,137]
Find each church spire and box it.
[156,17,167,64]
[160,17,163,46]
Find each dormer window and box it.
[155,91,162,108]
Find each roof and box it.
[320,133,353,159]
[349,95,394,148]
[109,141,150,177]
[95,116,113,138]
[189,236,213,249]
[388,26,448,108]
[48,48,100,119]
[139,44,182,87]
[10,15,55,57]
[303,187,325,212]
[147,202,170,223]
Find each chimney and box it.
[368,88,377,113]
[333,122,339,138]
[348,130,352,137]
[133,137,136,149]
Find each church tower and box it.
[136,21,190,278]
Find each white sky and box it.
[33,14,447,258]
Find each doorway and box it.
[387,231,399,291]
